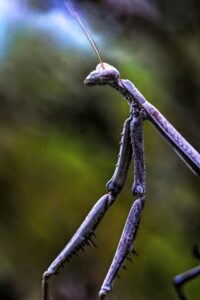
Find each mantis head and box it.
[64,1,120,86]
[84,63,120,86]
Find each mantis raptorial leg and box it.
[42,118,132,300]
[42,1,200,299]
[99,105,146,299]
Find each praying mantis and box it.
[42,1,200,299]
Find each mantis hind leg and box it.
[173,246,200,300]
[173,265,200,300]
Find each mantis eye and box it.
[97,63,120,80]
[84,63,120,86]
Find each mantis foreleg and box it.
[99,106,146,299]
[42,117,132,300]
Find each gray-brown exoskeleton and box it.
[42,1,200,300]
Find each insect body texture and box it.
[42,2,200,299]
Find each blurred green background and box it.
[0,1,199,299]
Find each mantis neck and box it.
[109,80,133,105]
[109,79,147,110]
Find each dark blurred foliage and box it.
[0,275,22,300]
[0,1,199,300]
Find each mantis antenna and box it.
[64,0,105,69]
